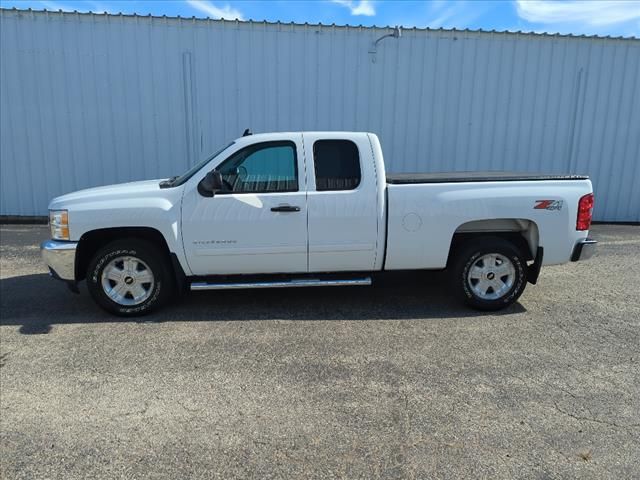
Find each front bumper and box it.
[41,239,78,280]
[571,238,597,262]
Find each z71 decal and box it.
[534,200,563,211]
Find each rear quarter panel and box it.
[385,179,593,269]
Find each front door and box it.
[181,137,308,275]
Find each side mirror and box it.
[198,170,224,197]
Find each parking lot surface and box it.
[1,224,639,479]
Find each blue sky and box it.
[1,0,639,37]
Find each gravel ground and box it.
[1,224,639,479]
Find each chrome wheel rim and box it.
[101,256,155,306]
[467,253,516,301]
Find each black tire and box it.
[86,239,174,316]
[449,236,527,311]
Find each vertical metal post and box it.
[182,51,198,167]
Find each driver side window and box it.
[217,141,298,193]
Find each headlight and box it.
[49,210,70,240]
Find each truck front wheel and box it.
[86,239,173,316]
[450,237,528,311]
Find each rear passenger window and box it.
[313,140,361,191]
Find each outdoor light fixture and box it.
[369,26,402,62]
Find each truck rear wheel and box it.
[86,239,173,316]
[450,236,527,311]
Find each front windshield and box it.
[170,141,235,187]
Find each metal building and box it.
[1,8,639,221]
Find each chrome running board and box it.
[190,277,372,291]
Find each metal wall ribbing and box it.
[1,9,638,220]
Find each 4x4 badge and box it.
[534,200,563,211]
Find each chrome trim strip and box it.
[190,277,372,291]
[40,239,78,281]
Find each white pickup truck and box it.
[41,131,596,316]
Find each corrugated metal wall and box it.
[1,8,639,221]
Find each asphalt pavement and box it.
[1,224,639,479]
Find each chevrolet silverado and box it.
[41,131,597,316]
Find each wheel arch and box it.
[75,226,185,283]
[447,218,540,266]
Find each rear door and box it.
[304,133,380,272]
[181,135,308,275]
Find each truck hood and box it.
[49,179,165,210]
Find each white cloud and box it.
[87,1,114,13]
[425,1,488,29]
[38,0,73,11]
[427,4,460,28]
[331,0,375,17]
[515,0,640,27]
[186,0,244,20]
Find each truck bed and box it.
[386,171,589,184]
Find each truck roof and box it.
[233,131,374,144]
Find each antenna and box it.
[243,128,252,137]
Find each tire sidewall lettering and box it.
[461,251,482,300]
